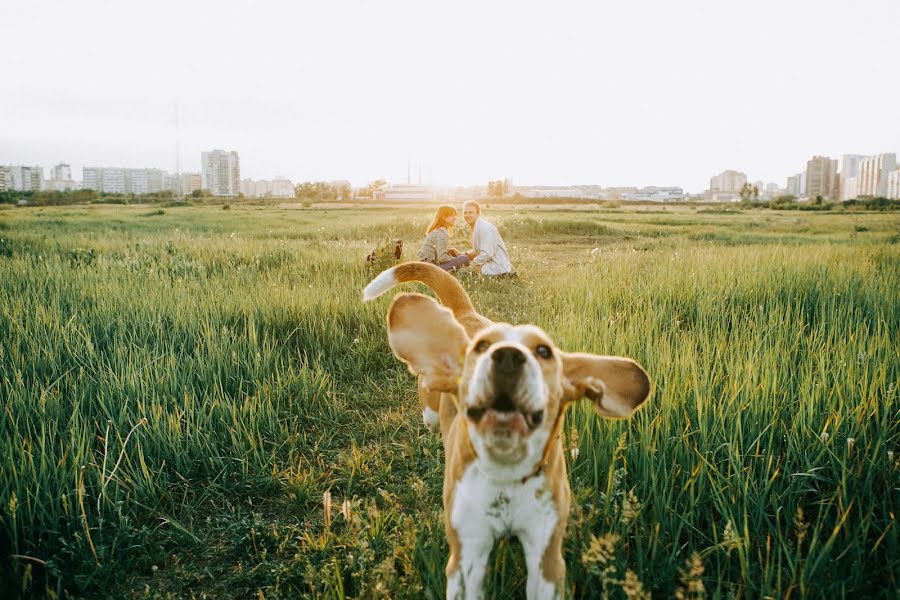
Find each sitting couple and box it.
[416,201,513,275]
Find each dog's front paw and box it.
[422,407,440,433]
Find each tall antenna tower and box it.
[174,102,182,200]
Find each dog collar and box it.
[520,402,569,484]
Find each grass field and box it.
[0,203,898,599]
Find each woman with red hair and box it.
[416,205,471,271]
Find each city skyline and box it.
[2,1,899,191]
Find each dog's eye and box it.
[535,344,552,359]
[474,340,490,353]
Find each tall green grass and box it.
[0,205,897,598]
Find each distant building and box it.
[181,172,202,195]
[786,174,803,196]
[50,162,71,181]
[706,170,746,201]
[240,176,294,198]
[518,186,583,198]
[857,153,897,197]
[5,165,43,192]
[201,149,240,197]
[839,154,863,201]
[100,168,126,194]
[147,170,164,193]
[626,186,685,201]
[45,162,77,191]
[383,183,436,201]
[83,167,128,193]
[843,177,858,201]
[887,169,900,200]
[82,167,173,194]
[805,156,838,200]
[709,170,747,193]
[127,169,149,195]
[0,166,9,192]
[603,187,638,200]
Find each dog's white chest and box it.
[450,463,557,538]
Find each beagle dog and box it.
[364,262,651,599]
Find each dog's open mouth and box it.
[466,402,544,432]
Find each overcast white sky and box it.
[1,0,898,191]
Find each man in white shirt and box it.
[461,201,513,275]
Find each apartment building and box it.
[857,153,897,197]
[201,149,240,197]
[887,169,900,200]
[805,156,838,200]
[4,165,44,192]
[839,154,862,201]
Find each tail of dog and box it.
[363,261,475,318]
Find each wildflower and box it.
[820,431,830,443]
[341,499,352,521]
[675,552,706,600]
[323,491,332,529]
[620,569,650,600]
[621,489,642,524]
[847,438,855,451]
[721,520,739,549]
[569,429,580,461]
[582,533,619,574]
[793,506,809,546]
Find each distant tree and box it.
[739,183,759,202]
[339,184,351,202]
[485,180,510,198]
[357,179,386,199]
[295,181,341,202]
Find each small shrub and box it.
[223,204,231,210]
[67,247,96,267]
[366,239,404,272]
[140,209,165,217]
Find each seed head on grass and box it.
[323,491,332,530]
[720,519,740,551]
[582,532,620,582]
[794,506,809,547]
[620,569,651,600]
[675,552,706,600]
[621,489,642,524]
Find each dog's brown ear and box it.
[561,352,651,418]
[386,293,469,393]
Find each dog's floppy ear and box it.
[386,293,470,393]
[561,352,651,418]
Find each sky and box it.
[1,0,898,192]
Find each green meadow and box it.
[0,203,897,598]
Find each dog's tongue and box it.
[482,409,528,434]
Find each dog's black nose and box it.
[492,346,525,374]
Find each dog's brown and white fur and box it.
[364,262,651,599]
